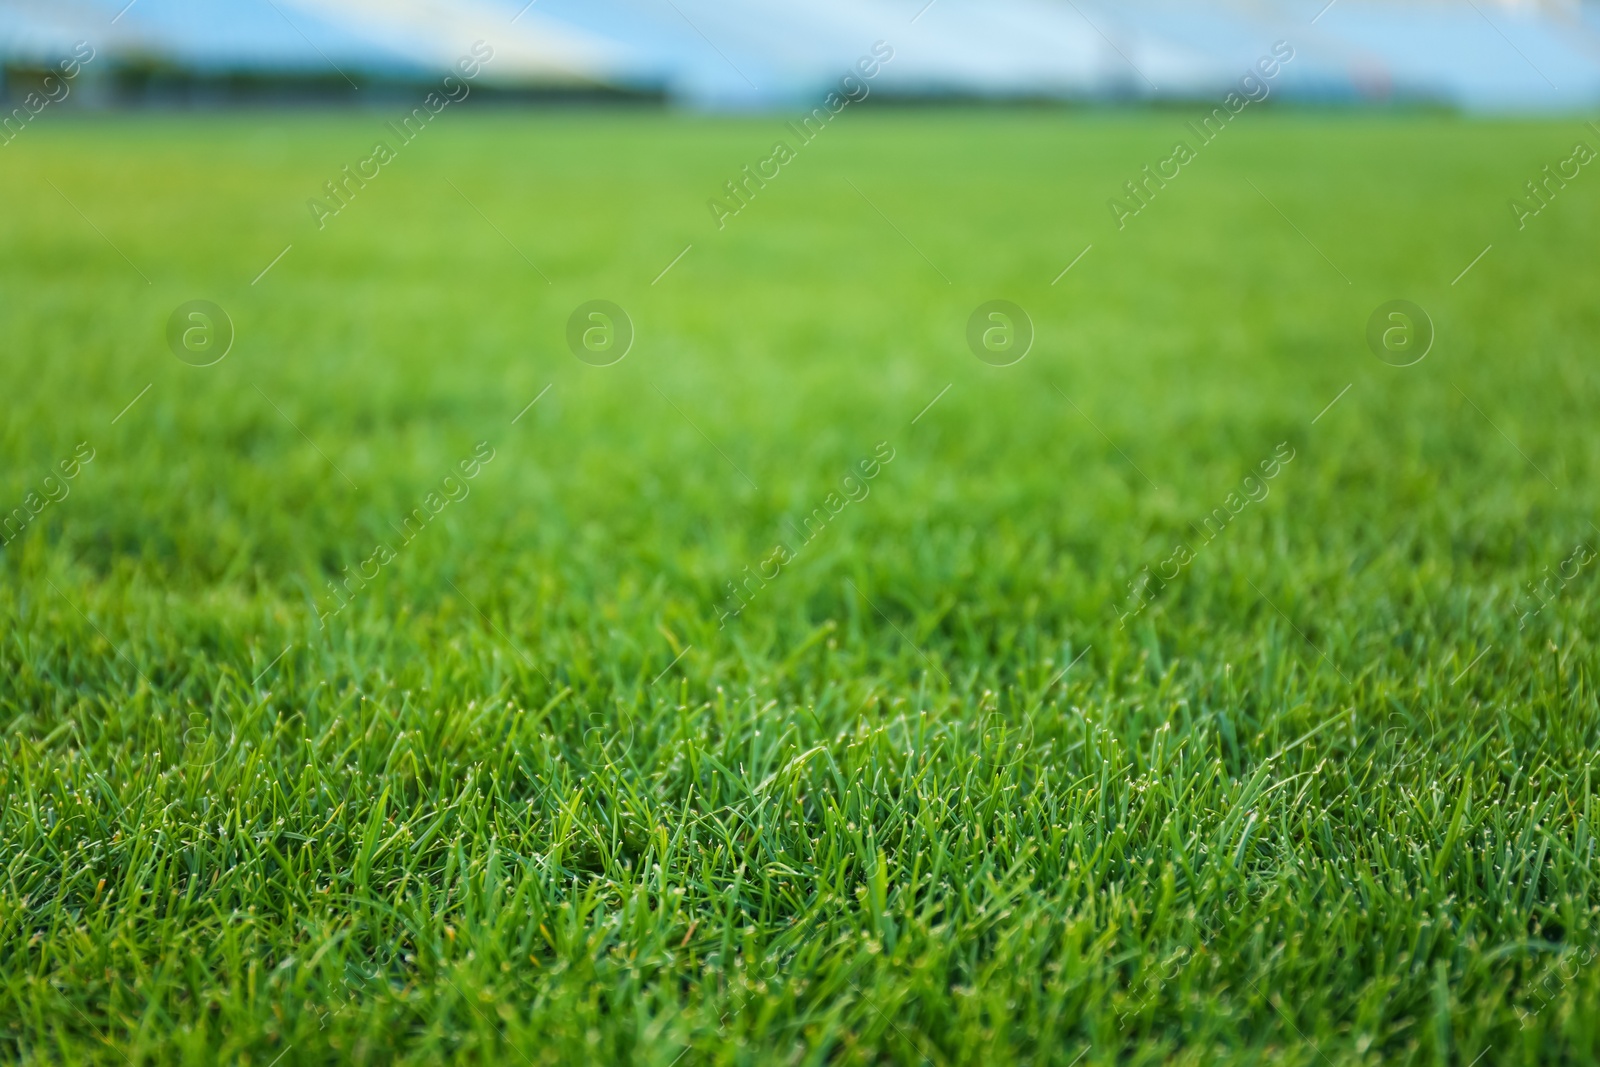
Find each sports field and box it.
[2,109,1598,1064]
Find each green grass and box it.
[2,106,1599,1065]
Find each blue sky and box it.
[2,0,1597,111]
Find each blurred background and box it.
[3,0,1599,113]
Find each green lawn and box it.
[2,107,1599,1065]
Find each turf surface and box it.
[2,108,1599,1065]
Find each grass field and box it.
[2,107,1599,1065]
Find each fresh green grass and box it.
[2,107,1599,1065]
